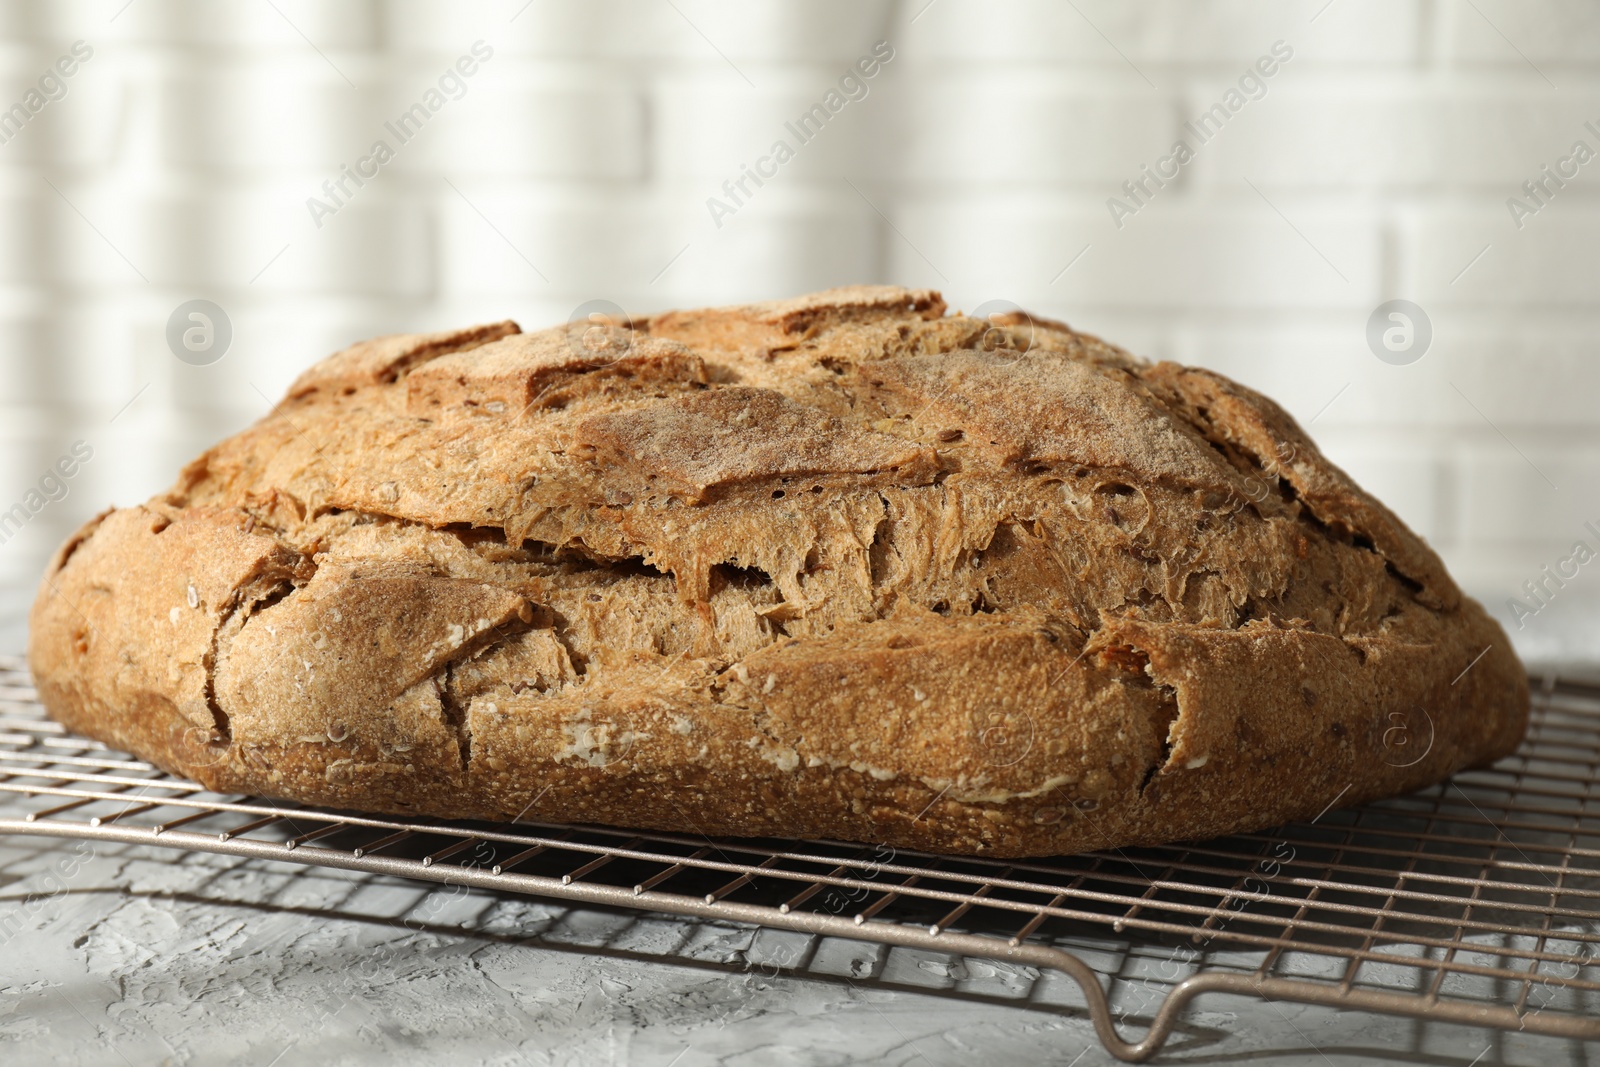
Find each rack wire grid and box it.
[1,653,1597,1062]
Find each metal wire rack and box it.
[1,653,1597,1061]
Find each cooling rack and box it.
[1,655,1596,1062]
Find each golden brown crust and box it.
[288,320,521,397]
[28,286,1529,856]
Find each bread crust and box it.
[28,288,1528,856]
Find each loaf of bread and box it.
[28,287,1528,857]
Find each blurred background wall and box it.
[0,0,1596,661]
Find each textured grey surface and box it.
[1,818,1596,1065]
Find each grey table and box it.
[2,831,1592,1067]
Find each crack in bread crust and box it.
[28,286,1529,856]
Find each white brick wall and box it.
[0,0,1596,661]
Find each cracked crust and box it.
[28,286,1528,857]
